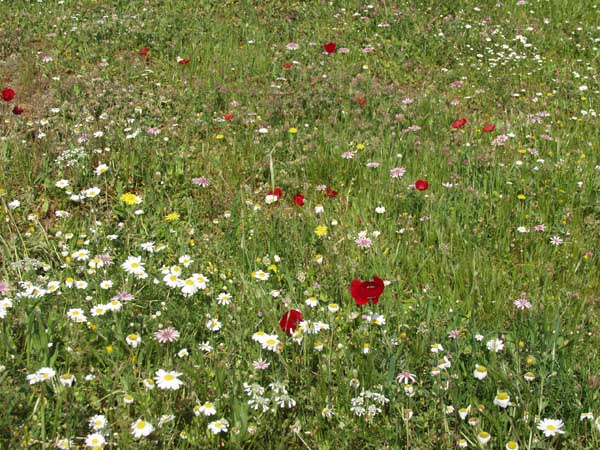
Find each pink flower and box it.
[450,80,464,88]
[354,236,373,249]
[286,42,299,50]
[513,295,532,310]
[390,167,406,178]
[0,281,9,295]
[192,177,210,187]
[534,224,546,232]
[154,327,180,343]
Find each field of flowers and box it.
[0,1,599,448]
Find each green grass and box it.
[0,0,599,448]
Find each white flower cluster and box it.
[350,386,390,421]
[243,381,296,413]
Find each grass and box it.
[0,0,599,448]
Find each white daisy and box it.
[154,369,184,390]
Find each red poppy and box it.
[415,180,428,191]
[178,58,191,65]
[482,123,496,133]
[452,118,467,129]
[223,114,234,121]
[323,42,337,54]
[283,63,292,69]
[12,106,24,115]
[139,47,149,56]
[268,188,282,199]
[325,187,337,198]
[293,193,305,206]
[2,88,15,102]
[358,98,366,105]
[350,276,385,306]
[279,309,303,335]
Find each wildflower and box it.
[506,441,519,450]
[89,415,107,431]
[198,401,217,416]
[415,179,429,191]
[494,392,511,408]
[314,225,328,237]
[154,327,180,343]
[595,417,600,431]
[514,295,532,310]
[139,47,149,56]
[206,317,222,331]
[191,177,210,187]
[477,431,491,445]
[452,118,467,129]
[164,212,180,222]
[286,42,299,50]
[121,256,145,276]
[84,433,105,448]
[59,373,76,387]
[474,364,488,380]
[323,42,336,53]
[550,236,563,246]
[154,369,184,390]
[126,333,141,348]
[396,370,417,384]
[208,418,229,434]
[537,418,564,437]
[254,270,270,281]
[293,193,305,206]
[95,163,109,176]
[580,412,594,421]
[487,338,505,352]
[67,308,87,323]
[131,419,154,438]
[120,193,142,205]
[349,276,385,306]
[27,367,56,385]
[482,123,496,132]
[321,405,335,418]
[253,359,270,370]
[260,334,280,352]
[279,310,303,335]
[1,88,15,102]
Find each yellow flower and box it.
[267,264,278,273]
[288,127,298,134]
[314,225,328,237]
[517,194,526,200]
[105,345,113,353]
[356,143,365,150]
[216,134,224,140]
[120,192,142,205]
[164,212,180,222]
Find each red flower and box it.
[323,42,337,54]
[293,193,305,206]
[350,277,385,306]
[415,179,429,191]
[178,58,191,65]
[268,188,282,199]
[283,63,292,69]
[139,47,149,56]
[223,114,234,121]
[12,106,24,115]
[482,123,496,133]
[279,309,303,335]
[2,88,15,102]
[452,118,467,129]
[358,98,366,105]
[325,187,337,198]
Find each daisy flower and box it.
[131,419,154,438]
[208,418,229,435]
[537,418,564,437]
[154,369,184,390]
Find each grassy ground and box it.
[0,0,599,448]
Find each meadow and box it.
[0,0,599,448]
